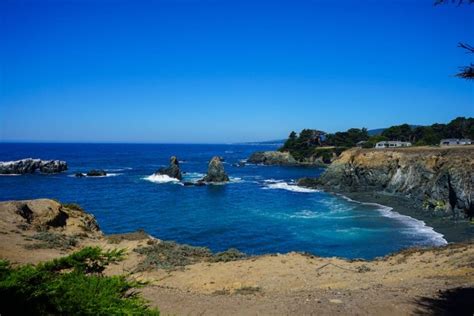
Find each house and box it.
[356,141,367,148]
[375,141,412,149]
[440,138,473,146]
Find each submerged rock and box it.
[75,173,86,178]
[156,156,182,180]
[86,170,107,177]
[201,156,229,183]
[0,158,67,174]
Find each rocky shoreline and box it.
[331,190,474,243]
[298,146,474,221]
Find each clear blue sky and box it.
[1,0,473,143]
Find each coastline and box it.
[333,190,474,244]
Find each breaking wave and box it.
[143,174,180,183]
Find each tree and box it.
[434,0,474,80]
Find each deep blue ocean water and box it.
[0,143,446,259]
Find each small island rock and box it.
[201,156,229,183]
[86,170,107,177]
[156,156,182,180]
[0,158,68,174]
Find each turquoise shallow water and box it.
[0,143,446,259]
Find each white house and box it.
[440,138,473,146]
[375,141,412,149]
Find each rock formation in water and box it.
[247,150,338,166]
[247,151,297,165]
[299,147,474,219]
[201,156,229,183]
[156,156,182,180]
[86,170,107,177]
[0,158,68,174]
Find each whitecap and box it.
[0,174,21,176]
[143,174,180,183]
[263,180,319,193]
[106,167,132,172]
[68,173,122,178]
[229,177,243,183]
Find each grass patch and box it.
[24,231,79,250]
[234,286,261,295]
[210,248,246,263]
[106,229,150,244]
[62,203,84,212]
[0,247,159,315]
[134,241,247,271]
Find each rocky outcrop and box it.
[248,151,298,165]
[86,170,107,177]
[248,149,339,166]
[304,147,474,219]
[0,199,101,237]
[0,159,67,174]
[156,156,182,180]
[201,156,229,183]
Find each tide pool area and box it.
[0,143,446,259]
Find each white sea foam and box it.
[290,210,320,218]
[339,195,447,246]
[143,174,180,183]
[229,177,243,183]
[0,174,21,176]
[263,180,320,193]
[106,167,132,172]
[68,173,122,178]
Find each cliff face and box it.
[247,149,338,166]
[318,147,474,219]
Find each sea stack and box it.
[201,156,229,183]
[156,156,182,180]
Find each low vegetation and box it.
[0,246,159,315]
[24,231,79,250]
[134,241,246,271]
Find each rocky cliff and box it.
[309,147,474,219]
[248,148,341,166]
[0,199,101,237]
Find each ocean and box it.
[0,143,446,259]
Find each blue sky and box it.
[1,0,473,143]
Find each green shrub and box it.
[0,247,159,315]
[134,241,247,271]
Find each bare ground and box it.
[1,199,473,315]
